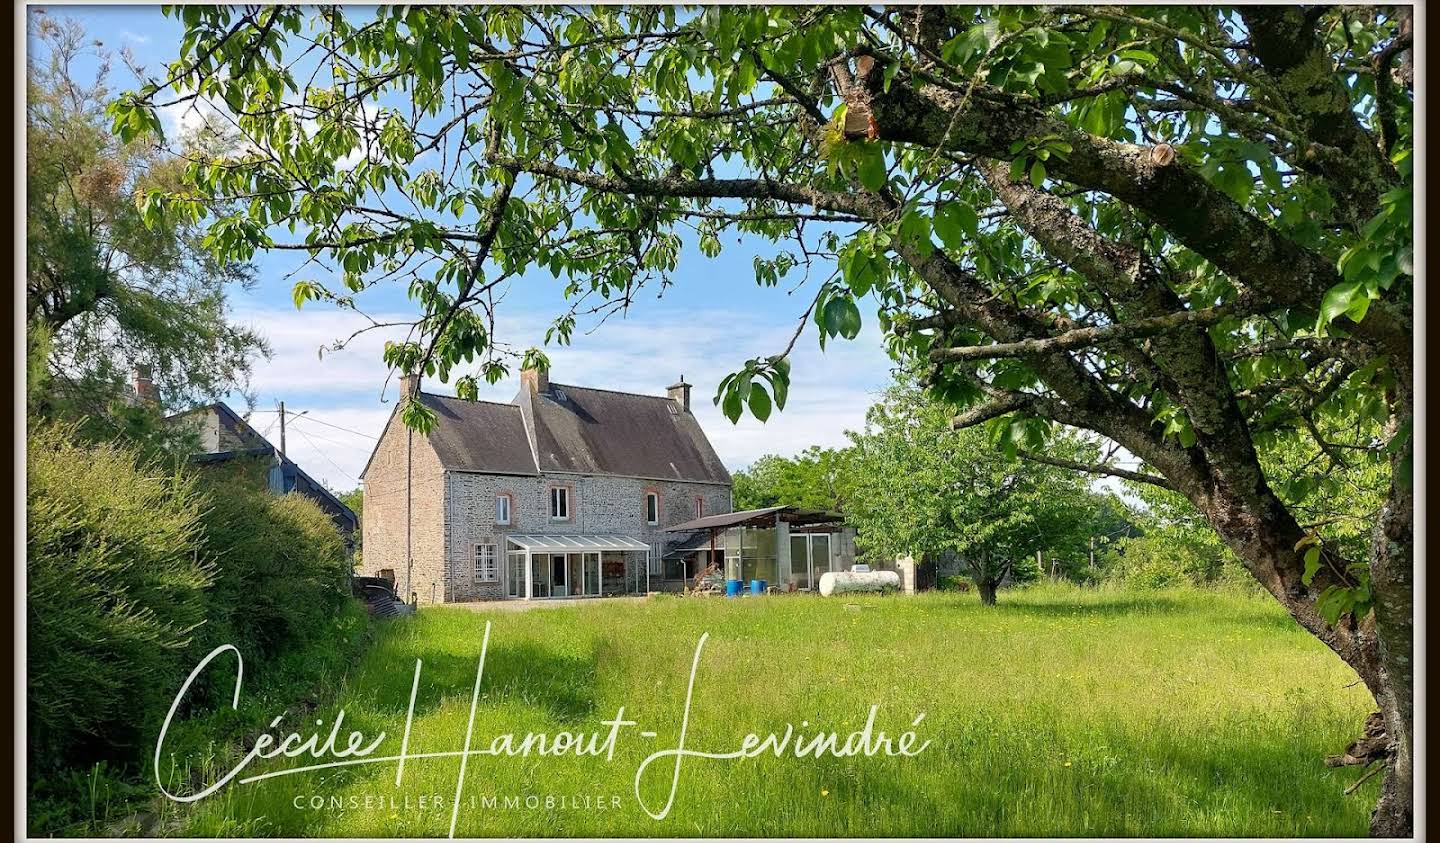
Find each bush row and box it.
[27,424,360,831]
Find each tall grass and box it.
[165,585,1376,837]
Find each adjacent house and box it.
[358,366,857,604]
[164,395,359,541]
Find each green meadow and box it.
[156,585,1377,837]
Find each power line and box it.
[254,408,380,440]
[291,425,359,485]
[287,418,354,448]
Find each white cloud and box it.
[157,96,227,141]
[229,305,415,400]
[220,301,897,487]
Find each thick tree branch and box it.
[1239,7,1400,219]
[929,304,1246,363]
[867,74,1410,361]
[1015,449,1175,490]
[491,156,878,218]
[1372,29,1414,156]
[949,393,1029,429]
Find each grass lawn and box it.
[159,584,1377,837]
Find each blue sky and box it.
[36,5,901,490]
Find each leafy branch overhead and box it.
[118,8,1413,832]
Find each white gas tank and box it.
[818,569,900,596]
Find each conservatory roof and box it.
[504,534,652,552]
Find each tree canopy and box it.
[732,447,856,513]
[845,374,1127,603]
[115,6,1414,831]
[27,15,266,432]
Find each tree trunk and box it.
[977,581,997,606]
[1370,693,1412,837]
[1141,401,1411,836]
[1366,371,1414,837]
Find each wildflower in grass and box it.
[821,789,830,797]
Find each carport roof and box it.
[662,505,845,533]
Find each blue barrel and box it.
[750,579,767,595]
[725,579,743,597]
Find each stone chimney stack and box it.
[399,371,421,399]
[667,375,691,412]
[131,365,159,405]
[521,362,550,395]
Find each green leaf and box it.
[823,296,863,340]
[934,201,979,251]
[1315,585,1360,625]
[1030,159,1047,187]
[769,370,789,411]
[292,280,317,309]
[747,385,772,422]
[1317,279,1365,329]
[1302,546,1322,586]
[856,148,887,191]
[400,397,438,433]
[842,248,884,297]
[721,386,743,423]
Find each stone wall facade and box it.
[445,472,732,601]
[358,409,448,604]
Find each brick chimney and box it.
[667,375,691,412]
[399,371,420,399]
[521,362,550,395]
[131,365,159,405]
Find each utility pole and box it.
[277,400,287,460]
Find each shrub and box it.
[190,456,351,668]
[1100,528,1252,590]
[937,574,969,592]
[28,431,362,835]
[26,425,213,771]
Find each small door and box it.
[506,553,525,598]
[583,552,601,596]
[551,553,569,597]
[790,535,811,590]
[810,534,833,584]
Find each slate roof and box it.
[418,393,538,475]
[166,402,359,532]
[522,383,731,485]
[404,381,731,486]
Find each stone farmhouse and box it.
[359,366,856,604]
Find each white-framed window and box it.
[474,543,498,582]
[550,486,570,520]
[694,497,704,519]
[495,493,511,525]
[645,491,659,525]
